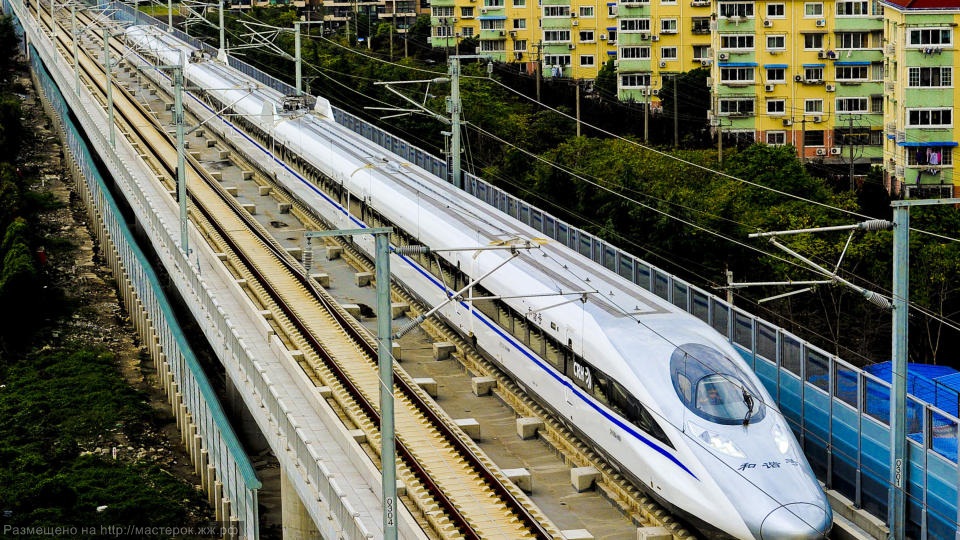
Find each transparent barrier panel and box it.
[691,290,709,324]
[672,281,688,310]
[806,349,829,392]
[781,335,802,377]
[711,299,729,336]
[756,322,777,363]
[835,363,859,408]
[734,310,752,350]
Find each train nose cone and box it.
[760,503,832,539]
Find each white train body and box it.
[125,26,833,539]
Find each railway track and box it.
[39,5,564,538]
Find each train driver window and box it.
[670,343,765,425]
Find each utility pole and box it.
[304,228,397,540]
[103,27,115,149]
[167,0,173,31]
[173,53,188,255]
[643,83,649,143]
[218,0,226,62]
[295,21,302,95]
[575,81,581,137]
[888,196,960,540]
[717,117,723,165]
[534,40,542,101]
[800,118,806,161]
[672,74,678,149]
[847,115,856,191]
[448,56,462,189]
[71,4,79,95]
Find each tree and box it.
[0,16,19,80]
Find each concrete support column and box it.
[281,465,320,539]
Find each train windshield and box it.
[670,343,765,425]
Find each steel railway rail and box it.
[39,4,561,538]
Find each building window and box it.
[461,6,475,17]
[580,55,595,66]
[462,27,475,37]
[908,29,952,46]
[621,46,651,59]
[661,0,677,5]
[544,54,571,65]
[907,147,953,165]
[432,6,454,16]
[484,0,504,6]
[803,34,824,49]
[836,1,867,15]
[621,73,652,87]
[908,67,953,87]
[837,32,868,49]
[804,130,824,146]
[434,26,453,37]
[805,99,823,113]
[579,30,595,41]
[661,18,678,33]
[692,17,711,34]
[835,65,867,81]
[480,40,506,51]
[720,67,755,82]
[719,98,755,116]
[621,19,651,32]
[767,99,785,114]
[804,2,823,16]
[481,19,506,30]
[661,46,678,59]
[544,5,570,17]
[693,44,710,59]
[804,67,824,81]
[767,35,785,50]
[871,62,884,80]
[608,4,617,16]
[720,35,755,49]
[608,30,618,42]
[836,97,868,112]
[767,68,785,82]
[907,108,953,127]
[544,30,571,42]
[871,95,883,113]
[514,19,527,29]
[514,39,527,51]
[767,3,785,17]
[579,6,594,17]
[767,131,786,145]
[718,2,754,18]
[513,0,525,6]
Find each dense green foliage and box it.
[0,348,208,532]
[187,7,960,363]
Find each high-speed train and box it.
[124,24,833,539]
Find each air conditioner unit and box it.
[817,50,826,59]
[782,119,792,126]
[885,44,896,54]
[813,116,822,123]
[700,59,711,66]
[826,50,837,59]
[568,43,576,49]
[570,12,577,17]
[885,82,895,91]
[509,30,517,36]
[480,7,488,13]
[794,74,803,82]
[651,35,660,41]
[718,52,729,60]
[572,20,578,25]
[825,83,835,92]
[652,89,661,96]
[640,88,648,96]
[763,19,772,27]
[640,33,650,40]
[499,30,506,36]
[816,19,825,26]
[830,147,842,155]
[765,83,775,92]
[514,52,523,59]
[600,34,607,40]
[816,148,826,156]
